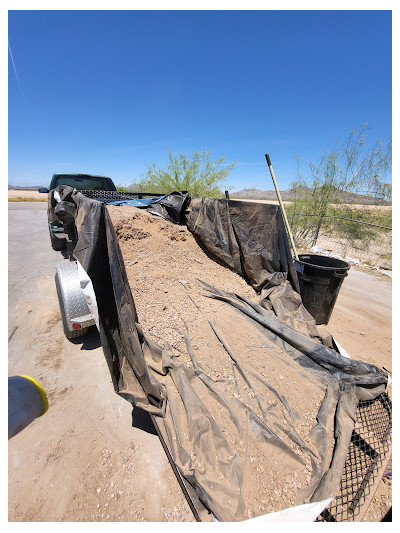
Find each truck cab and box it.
[40,173,117,250]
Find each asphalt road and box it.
[9,202,61,348]
[8,202,194,522]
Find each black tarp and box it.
[59,187,388,521]
[147,191,190,224]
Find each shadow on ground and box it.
[131,407,157,435]
[69,326,102,350]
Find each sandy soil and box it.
[328,269,392,374]
[108,205,392,377]
[8,277,195,523]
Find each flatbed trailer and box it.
[51,187,392,522]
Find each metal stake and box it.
[312,215,323,248]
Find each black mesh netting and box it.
[317,391,392,521]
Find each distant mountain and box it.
[231,187,391,205]
[231,188,291,200]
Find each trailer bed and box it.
[56,188,391,521]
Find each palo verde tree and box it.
[288,124,392,246]
[132,150,237,197]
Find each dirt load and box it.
[107,205,337,519]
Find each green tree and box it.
[288,124,392,244]
[292,123,391,210]
[134,150,237,197]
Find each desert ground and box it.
[8,189,48,200]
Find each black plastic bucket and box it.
[295,254,350,325]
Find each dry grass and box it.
[306,232,392,270]
[9,197,48,202]
[8,190,47,202]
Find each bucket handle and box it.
[299,271,348,283]
[298,274,327,284]
[333,270,348,278]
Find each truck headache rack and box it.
[80,190,164,203]
[317,392,392,522]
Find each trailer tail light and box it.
[72,323,82,330]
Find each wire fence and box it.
[287,212,392,270]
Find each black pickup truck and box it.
[39,173,117,250]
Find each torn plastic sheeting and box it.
[198,280,387,389]
[58,188,389,521]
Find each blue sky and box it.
[8,9,392,190]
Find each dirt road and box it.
[8,202,391,522]
[328,269,392,373]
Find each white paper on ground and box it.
[332,337,351,359]
[309,245,320,253]
[332,337,391,389]
[244,497,334,522]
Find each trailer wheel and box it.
[50,227,66,251]
[55,272,88,339]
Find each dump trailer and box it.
[48,185,392,522]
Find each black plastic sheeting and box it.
[58,187,389,521]
[147,191,190,224]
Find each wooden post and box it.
[265,154,299,261]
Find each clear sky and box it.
[8,9,392,190]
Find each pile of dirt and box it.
[107,205,335,518]
[110,206,255,354]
